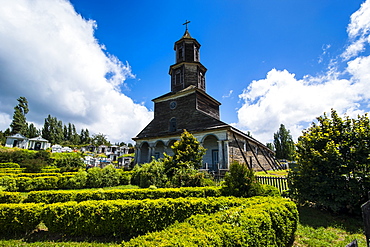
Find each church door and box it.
[212,150,219,171]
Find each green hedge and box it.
[0,169,132,192]
[122,197,298,246]
[0,163,20,168]
[0,185,279,204]
[0,203,43,235]
[0,191,23,203]
[41,197,249,237]
[24,187,222,203]
[0,196,297,241]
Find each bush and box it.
[131,160,168,188]
[221,161,262,197]
[0,163,20,168]
[101,165,120,187]
[41,197,249,237]
[122,197,298,246]
[86,167,103,188]
[169,167,207,187]
[0,191,23,203]
[290,109,370,213]
[22,187,222,204]
[0,203,43,236]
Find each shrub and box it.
[169,167,207,187]
[86,167,103,188]
[101,164,120,187]
[0,203,43,236]
[22,187,221,203]
[0,163,20,168]
[122,197,298,246]
[221,161,262,197]
[41,197,249,237]
[131,160,168,188]
[0,191,23,203]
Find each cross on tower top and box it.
[183,20,191,31]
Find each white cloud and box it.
[342,0,370,60]
[0,0,152,143]
[236,0,370,144]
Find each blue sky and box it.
[0,0,369,144]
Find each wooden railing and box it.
[256,176,289,194]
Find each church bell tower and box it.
[169,26,207,93]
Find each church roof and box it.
[153,85,220,106]
[182,30,192,39]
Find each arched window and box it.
[169,118,177,132]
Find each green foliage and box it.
[221,161,262,197]
[86,167,103,188]
[11,187,221,204]
[273,123,295,160]
[0,203,43,236]
[41,197,250,237]
[169,167,206,187]
[10,97,29,135]
[164,130,206,177]
[0,191,23,203]
[0,148,36,166]
[289,109,370,213]
[123,197,298,247]
[91,133,110,146]
[52,152,85,171]
[101,164,121,187]
[22,150,52,173]
[131,160,168,188]
[0,163,20,168]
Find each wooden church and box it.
[133,27,278,173]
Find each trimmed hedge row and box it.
[26,186,222,203]
[0,196,297,241]
[0,184,278,204]
[122,197,298,246]
[0,196,246,236]
[42,197,249,237]
[0,163,20,168]
[0,169,132,192]
[0,191,23,203]
[0,187,221,204]
[0,203,43,235]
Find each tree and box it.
[266,143,274,151]
[42,115,63,144]
[26,123,39,138]
[164,130,206,177]
[92,133,110,146]
[273,124,295,160]
[289,109,370,213]
[10,97,29,135]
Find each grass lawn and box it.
[255,169,289,177]
[294,205,366,246]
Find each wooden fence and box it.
[256,176,289,194]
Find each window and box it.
[194,46,199,61]
[169,118,177,132]
[178,46,183,61]
[175,69,182,85]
